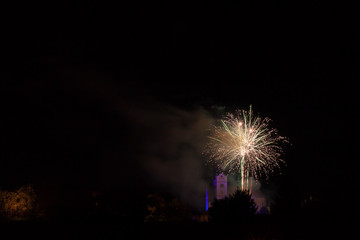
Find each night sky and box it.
[2,1,359,215]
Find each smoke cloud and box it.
[52,67,216,210]
[124,102,214,210]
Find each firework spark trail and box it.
[204,106,287,191]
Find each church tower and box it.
[214,173,227,200]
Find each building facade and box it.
[214,173,227,200]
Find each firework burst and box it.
[204,106,287,190]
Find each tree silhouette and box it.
[144,194,192,222]
[208,189,257,223]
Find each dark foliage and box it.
[145,194,193,223]
[208,189,257,223]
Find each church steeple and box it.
[205,187,208,211]
[214,173,227,200]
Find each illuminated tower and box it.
[205,187,209,211]
[214,173,227,200]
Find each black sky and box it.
[2,1,359,212]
